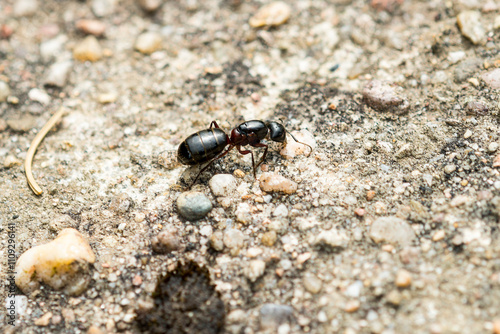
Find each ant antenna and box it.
[286,131,313,157]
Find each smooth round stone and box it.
[209,174,237,197]
[177,191,212,220]
[134,32,162,55]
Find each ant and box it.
[177,120,313,187]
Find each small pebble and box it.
[493,319,500,334]
[44,61,72,87]
[244,260,266,282]
[14,0,38,17]
[488,142,498,153]
[91,0,116,17]
[209,174,237,197]
[0,81,10,102]
[97,92,118,104]
[87,326,104,334]
[235,202,252,224]
[369,216,416,247]
[454,58,482,82]
[7,115,36,132]
[463,129,472,139]
[444,164,456,174]
[76,19,106,36]
[447,51,466,64]
[354,208,366,216]
[481,69,500,89]
[344,300,360,313]
[302,273,322,294]
[137,0,162,12]
[366,190,376,201]
[151,229,181,253]
[15,228,95,295]
[395,269,412,288]
[494,154,500,168]
[73,36,103,62]
[273,204,289,217]
[259,172,297,194]
[233,169,245,178]
[249,2,291,28]
[28,88,51,105]
[210,231,224,251]
[135,32,162,55]
[314,229,348,249]
[40,35,68,62]
[432,230,445,241]
[157,150,178,170]
[262,231,277,246]
[223,229,244,249]
[259,304,294,330]
[4,155,21,168]
[362,80,409,114]
[177,191,212,220]
[279,130,316,159]
[132,275,142,286]
[34,312,52,326]
[109,193,132,214]
[465,101,488,116]
[457,11,486,45]
[386,290,402,305]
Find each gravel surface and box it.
[1,0,500,333]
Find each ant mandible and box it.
[177,120,313,187]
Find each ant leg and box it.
[209,121,220,129]
[252,143,268,171]
[287,132,313,156]
[189,145,234,188]
[236,145,256,178]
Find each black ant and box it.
[177,120,313,187]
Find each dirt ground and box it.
[1,0,500,333]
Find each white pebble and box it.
[135,32,162,55]
[249,2,291,28]
[209,174,237,197]
[244,260,266,282]
[279,130,316,159]
[44,60,72,87]
[15,228,95,295]
[28,88,51,105]
[0,81,11,102]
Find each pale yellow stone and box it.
[15,228,95,295]
[249,2,291,28]
[73,36,103,62]
[259,172,297,194]
[395,269,412,288]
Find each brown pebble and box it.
[366,190,376,201]
[76,19,106,36]
[362,80,409,114]
[151,229,181,254]
[34,312,53,326]
[344,300,360,313]
[465,101,488,116]
[73,36,103,62]
[395,269,412,288]
[1,24,13,39]
[259,172,297,194]
[493,319,500,334]
[493,154,500,168]
[262,231,277,246]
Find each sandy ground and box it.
[1,0,500,333]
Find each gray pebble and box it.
[444,164,456,174]
[209,174,237,197]
[457,11,485,45]
[259,304,294,330]
[369,216,416,247]
[362,80,409,114]
[40,35,68,62]
[44,61,72,87]
[109,193,132,214]
[151,229,181,253]
[7,115,36,132]
[454,58,482,82]
[0,81,10,102]
[177,191,212,220]
[465,101,488,116]
[481,68,500,89]
[223,229,244,249]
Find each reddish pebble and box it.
[493,154,500,168]
[354,208,366,217]
[366,190,376,201]
[132,275,142,286]
[1,25,13,39]
[76,19,106,36]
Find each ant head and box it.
[266,121,286,143]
